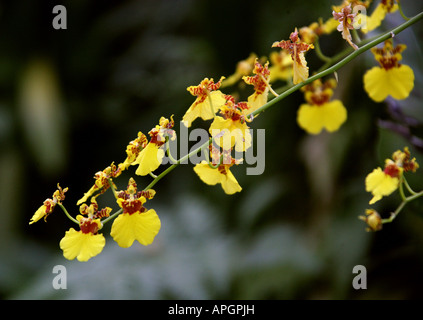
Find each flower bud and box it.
[359,209,382,232]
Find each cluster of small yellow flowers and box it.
[181,55,277,195]
[30,0,423,261]
[220,1,414,138]
[361,147,420,231]
[31,177,161,261]
[186,68,269,193]
[29,114,175,261]
[294,0,415,136]
[30,55,274,260]
[297,78,347,134]
[329,1,416,106]
[363,39,414,102]
[344,1,419,232]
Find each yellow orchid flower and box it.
[365,147,419,204]
[333,4,358,49]
[363,39,414,102]
[209,95,252,153]
[298,18,339,44]
[183,77,226,127]
[132,116,175,176]
[297,78,347,134]
[242,59,271,112]
[194,162,242,195]
[321,17,342,34]
[133,141,165,176]
[110,178,160,248]
[29,184,68,224]
[269,49,293,83]
[60,200,111,262]
[193,148,242,195]
[76,163,121,205]
[118,131,148,171]
[60,215,106,262]
[272,28,314,84]
[365,165,401,204]
[392,147,419,173]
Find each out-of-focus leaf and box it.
[17,58,68,176]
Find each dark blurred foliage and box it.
[1,0,423,299]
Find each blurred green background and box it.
[1,0,423,299]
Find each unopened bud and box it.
[359,209,382,232]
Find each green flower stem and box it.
[58,203,79,225]
[352,28,361,44]
[101,208,123,225]
[402,176,417,195]
[108,178,119,200]
[382,175,423,225]
[165,136,178,164]
[206,159,221,169]
[93,178,124,225]
[397,0,410,21]
[399,175,407,201]
[381,201,407,224]
[204,147,224,169]
[317,31,387,72]
[143,137,213,191]
[405,190,423,202]
[381,189,423,225]
[314,36,332,63]
[149,172,158,179]
[206,91,216,119]
[141,11,423,193]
